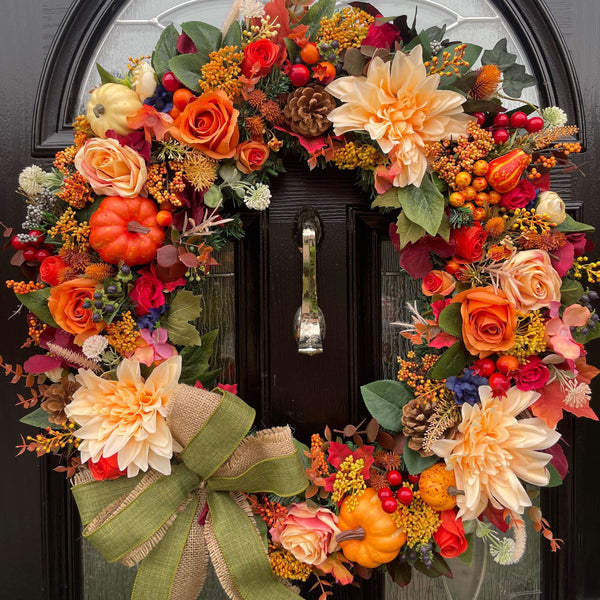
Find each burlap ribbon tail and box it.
[71,385,308,600]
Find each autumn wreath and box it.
[4,0,599,598]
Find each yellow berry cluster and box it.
[106,311,141,357]
[332,142,384,171]
[425,44,469,77]
[27,421,80,455]
[505,310,547,362]
[72,114,93,149]
[268,543,312,581]
[392,489,440,548]
[505,207,555,234]
[53,146,78,174]
[242,18,280,45]
[200,46,244,99]
[331,456,366,508]
[147,161,186,207]
[6,280,45,294]
[572,256,600,283]
[127,55,150,70]
[317,8,374,50]
[47,208,90,251]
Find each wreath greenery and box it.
[4,1,599,598]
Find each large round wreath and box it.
[5,1,599,598]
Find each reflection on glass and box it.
[81,246,235,600]
[380,239,542,599]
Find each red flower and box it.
[39,256,67,286]
[89,454,127,481]
[130,268,166,316]
[433,509,468,558]
[362,19,401,49]
[514,356,550,391]
[499,179,537,210]
[241,39,280,78]
[452,222,487,262]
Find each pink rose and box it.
[362,18,401,49]
[422,270,456,297]
[270,503,341,566]
[130,269,166,316]
[74,137,147,198]
[499,179,537,210]
[514,356,550,391]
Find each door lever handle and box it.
[293,208,325,356]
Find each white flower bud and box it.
[132,61,157,102]
[536,190,566,225]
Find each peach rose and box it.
[452,286,516,357]
[499,250,562,311]
[170,91,239,159]
[48,278,104,345]
[270,503,341,566]
[422,270,456,297]
[235,140,269,174]
[74,138,147,198]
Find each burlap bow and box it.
[71,384,308,600]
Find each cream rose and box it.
[269,503,341,566]
[75,138,147,198]
[499,249,562,311]
[132,61,157,102]
[536,191,566,225]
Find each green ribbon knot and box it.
[71,386,308,600]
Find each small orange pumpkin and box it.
[89,196,165,266]
[418,462,457,511]
[337,488,407,568]
[486,149,531,194]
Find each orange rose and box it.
[422,270,456,297]
[48,278,104,345]
[235,140,270,174]
[452,286,516,357]
[170,91,239,159]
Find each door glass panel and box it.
[380,240,543,599]
[80,245,235,600]
[74,0,539,116]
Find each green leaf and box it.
[182,21,222,54]
[438,303,462,338]
[556,213,595,234]
[437,44,482,89]
[165,290,203,346]
[16,288,58,328]
[481,39,517,70]
[342,47,366,76]
[293,439,312,471]
[574,325,600,345]
[152,24,180,79]
[403,31,432,61]
[222,20,242,48]
[396,212,427,249]
[178,329,219,384]
[360,380,414,432]
[502,63,537,98]
[168,53,207,93]
[546,464,563,488]
[300,0,336,41]
[76,197,103,223]
[560,279,584,305]
[20,407,54,429]
[403,446,439,475]
[413,552,453,578]
[96,63,123,85]
[372,189,401,210]
[459,533,475,565]
[198,369,221,389]
[437,213,451,243]
[427,342,469,380]
[397,173,445,237]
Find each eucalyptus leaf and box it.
[343,47,366,76]
[427,341,469,380]
[179,329,219,384]
[168,53,207,93]
[20,407,55,429]
[397,173,445,236]
[438,303,462,338]
[403,445,439,476]
[152,24,180,79]
[164,290,203,346]
[16,288,58,328]
[560,279,584,305]
[360,379,414,432]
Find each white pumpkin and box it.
[86,83,143,138]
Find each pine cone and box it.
[283,85,336,137]
[402,398,436,457]
[41,378,80,426]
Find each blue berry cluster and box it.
[446,368,488,406]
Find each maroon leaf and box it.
[179,252,200,268]
[156,245,180,267]
[548,442,569,480]
[23,354,61,374]
[393,432,406,455]
[10,250,25,266]
[376,430,395,450]
[366,418,379,442]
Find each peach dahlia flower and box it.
[65,355,182,477]
[432,386,560,520]
[326,46,471,188]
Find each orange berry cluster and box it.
[57,172,94,209]
[6,280,45,294]
[147,161,186,207]
[27,313,47,345]
[310,433,329,476]
[425,44,469,77]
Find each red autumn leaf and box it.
[532,379,598,428]
[430,331,460,349]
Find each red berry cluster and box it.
[473,111,544,145]
[472,354,520,396]
[377,470,420,514]
[11,230,53,264]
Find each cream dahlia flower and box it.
[432,386,560,520]
[65,355,182,477]
[326,46,471,187]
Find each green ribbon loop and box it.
[72,386,308,600]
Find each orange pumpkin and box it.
[89,196,165,266]
[418,462,457,511]
[486,149,531,194]
[337,488,407,568]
